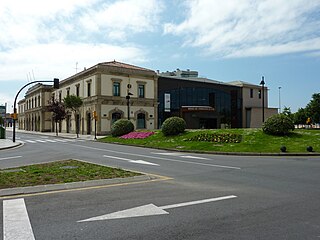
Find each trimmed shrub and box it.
[111,119,134,137]
[162,117,186,136]
[262,114,294,136]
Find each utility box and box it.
[0,126,5,139]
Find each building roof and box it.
[98,60,155,73]
[159,75,235,87]
[228,80,261,88]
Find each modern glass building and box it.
[158,71,242,129]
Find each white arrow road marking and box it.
[78,195,237,222]
[0,156,22,161]
[103,155,159,166]
[3,198,35,240]
[130,160,160,166]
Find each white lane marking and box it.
[103,155,159,166]
[3,198,35,240]
[0,156,23,161]
[151,152,184,156]
[74,145,241,170]
[180,155,209,160]
[78,195,237,222]
[46,139,57,142]
[35,140,47,143]
[25,140,37,143]
[53,139,68,142]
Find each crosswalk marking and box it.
[20,139,86,144]
[3,198,35,240]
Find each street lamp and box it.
[12,79,59,142]
[126,92,133,120]
[278,86,282,113]
[260,76,265,123]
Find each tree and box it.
[282,106,293,119]
[64,95,83,138]
[305,93,320,123]
[47,98,66,136]
[293,108,307,125]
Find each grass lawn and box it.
[99,129,320,153]
[0,160,141,189]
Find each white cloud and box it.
[0,0,95,48]
[164,0,320,58]
[79,0,164,41]
[0,43,148,81]
[0,0,161,83]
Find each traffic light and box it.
[10,113,18,120]
[53,78,59,89]
[93,111,98,120]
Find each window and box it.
[250,89,253,98]
[66,88,70,97]
[87,82,91,97]
[76,85,80,97]
[258,90,261,99]
[137,113,146,129]
[113,82,120,96]
[209,93,215,108]
[138,84,145,98]
[59,92,62,102]
[112,112,122,124]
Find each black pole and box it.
[94,118,97,140]
[126,95,130,120]
[260,76,265,123]
[12,80,56,142]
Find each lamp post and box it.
[126,92,133,120]
[260,76,265,123]
[12,79,59,142]
[278,86,281,113]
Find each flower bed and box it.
[185,133,242,143]
[120,131,155,139]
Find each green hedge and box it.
[162,117,186,136]
[262,114,294,136]
[111,119,134,137]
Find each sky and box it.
[0,0,319,113]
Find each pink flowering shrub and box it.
[120,131,155,139]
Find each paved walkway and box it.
[0,127,103,150]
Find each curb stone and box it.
[0,174,158,197]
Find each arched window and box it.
[137,113,146,129]
[112,112,122,124]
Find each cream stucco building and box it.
[228,81,278,128]
[18,61,158,135]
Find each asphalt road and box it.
[1,131,320,239]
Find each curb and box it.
[0,175,158,197]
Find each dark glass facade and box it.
[158,77,242,129]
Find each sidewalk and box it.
[0,127,104,150]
